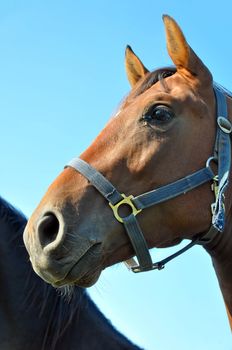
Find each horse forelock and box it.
[123,66,176,104]
[107,67,177,129]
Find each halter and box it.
[65,85,232,273]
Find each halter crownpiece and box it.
[65,84,232,273]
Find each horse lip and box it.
[52,263,101,288]
[32,242,102,286]
[51,243,102,287]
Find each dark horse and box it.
[0,196,142,350]
[24,15,232,331]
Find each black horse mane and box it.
[0,196,83,348]
[0,196,27,234]
[0,196,134,350]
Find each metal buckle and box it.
[206,156,218,172]
[206,156,218,180]
[217,116,232,134]
[109,194,142,223]
[132,264,165,273]
[131,265,144,273]
[211,175,219,195]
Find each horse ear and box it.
[125,45,149,87]
[163,15,212,85]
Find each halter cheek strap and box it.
[65,85,232,273]
[67,158,154,270]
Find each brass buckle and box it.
[109,194,142,223]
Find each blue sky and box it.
[1,1,231,349]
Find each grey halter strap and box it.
[66,84,232,273]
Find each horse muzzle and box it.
[23,210,102,286]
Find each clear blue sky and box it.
[1,1,231,349]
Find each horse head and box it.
[24,16,230,288]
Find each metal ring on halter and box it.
[206,156,218,179]
[109,194,142,223]
[217,116,232,134]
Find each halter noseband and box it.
[65,85,232,273]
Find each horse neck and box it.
[204,95,232,329]
[0,202,49,348]
[204,211,232,329]
[64,297,142,350]
[0,198,141,350]
[0,200,70,348]
[0,207,28,322]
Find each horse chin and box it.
[73,270,102,288]
[54,259,102,288]
[31,243,104,288]
[157,237,183,248]
[53,268,101,288]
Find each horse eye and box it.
[143,105,174,124]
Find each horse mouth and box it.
[30,242,103,288]
[50,244,103,288]
[53,265,101,288]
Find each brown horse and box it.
[23,15,232,329]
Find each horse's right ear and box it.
[125,45,149,87]
[163,15,212,86]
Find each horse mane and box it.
[0,196,84,349]
[0,196,27,234]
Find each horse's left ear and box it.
[125,45,149,87]
[163,15,212,86]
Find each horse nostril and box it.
[38,213,60,248]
